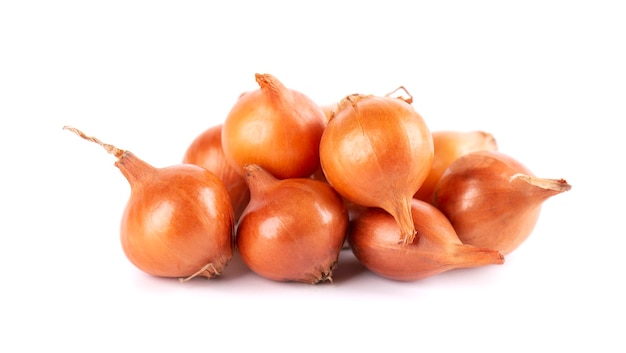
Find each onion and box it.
[433,150,572,255]
[64,126,235,281]
[319,92,434,244]
[414,130,498,203]
[183,124,250,221]
[236,164,348,284]
[221,73,326,179]
[348,199,505,281]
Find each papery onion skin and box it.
[64,126,235,280]
[221,73,326,179]
[319,93,434,244]
[432,150,571,255]
[348,199,504,281]
[119,157,235,279]
[414,130,498,203]
[236,164,348,284]
[183,124,250,221]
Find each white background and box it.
[1,1,624,352]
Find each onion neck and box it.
[255,73,299,118]
[452,244,505,267]
[511,174,571,191]
[115,152,157,187]
[243,164,277,200]
[255,73,290,102]
[389,196,417,244]
[510,174,572,200]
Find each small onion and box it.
[221,73,326,179]
[319,92,433,244]
[64,126,235,281]
[433,150,572,255]
[236,164,348,284]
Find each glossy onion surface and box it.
[319,94,434,244]
[221,73,326,179]
[236,164,348,284]
[119,156,235,279]
[64,126,235,280]
[433,150,571,255]
[348,199,504,281]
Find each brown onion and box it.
[221,73,326,179]
[414,130,498,203]
[183,124,250,221]
[64,126,235,281]
[319,92,434,244]
[236,164,348,284]
[433,150,572,255]
[348,199,504,281]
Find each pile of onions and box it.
[319,90,434,244]
[63,73,572,285]
[64,126,235,281]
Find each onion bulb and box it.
[414,130,498,203]
[348,199,505,281]
[319,92,434,244]
[433,150,572,255]
[183,124,250,221]
[236,164,348,284]
[64,126,235,281]
[221,73,326,179]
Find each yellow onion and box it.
[319,93,433,244]
[64,126,235,281]
[433,150,571,255]
[236,164,348,284]
[221,73,326,179]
